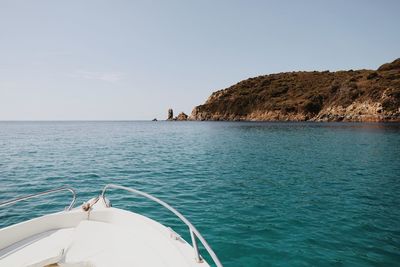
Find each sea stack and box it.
[167,109,174,120]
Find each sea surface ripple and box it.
[0,121,399,267]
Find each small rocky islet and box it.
[177,58,399,122]
[165,108,189,121]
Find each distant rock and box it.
[189,58,400,122]
[167,109,174,120]
[176,112,188,121]
[152,118,157,121]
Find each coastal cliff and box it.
[190,59,400,122]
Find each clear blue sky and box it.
[1,0,399,120]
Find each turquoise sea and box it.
[0,121,399,267]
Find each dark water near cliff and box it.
[0,121,399,266]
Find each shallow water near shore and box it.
[0,121,399,267]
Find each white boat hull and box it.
[0,200,210,267]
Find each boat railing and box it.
[100,184,223,267]
[0,186,76,211]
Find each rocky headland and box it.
[189,59,400,122]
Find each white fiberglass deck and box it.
[0,202,210,267]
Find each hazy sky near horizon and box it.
[1,0,399,120]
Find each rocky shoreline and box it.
[188,59,400,122]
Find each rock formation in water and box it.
[167,109,174,120]
[176,112,188,121]
[190,59,400,122]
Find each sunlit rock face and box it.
[176,112,188,121]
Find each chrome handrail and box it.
[0,186,76,211]
[101,184,223,267]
